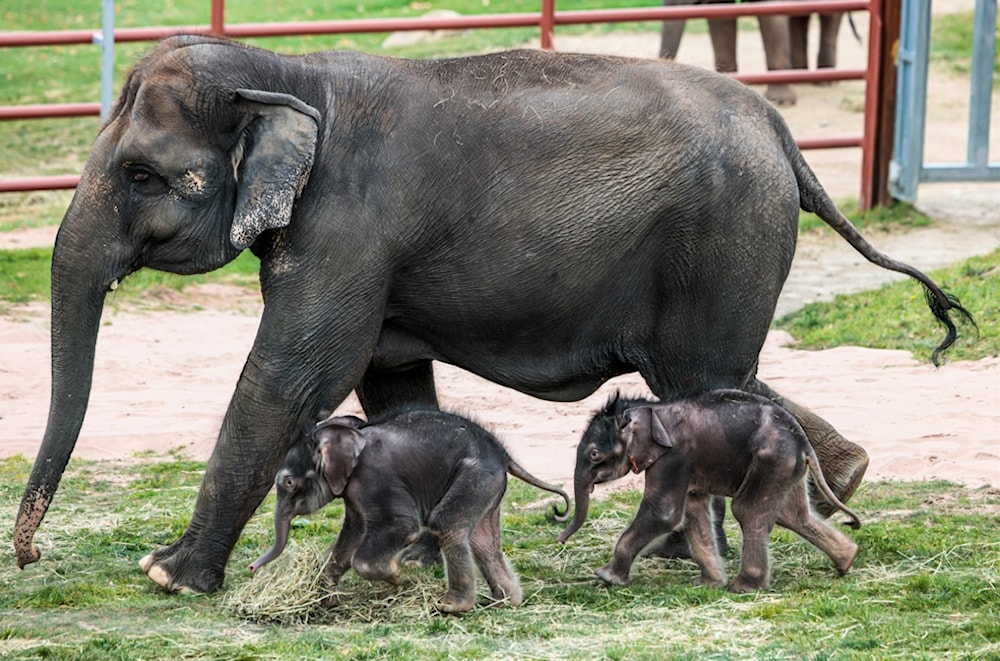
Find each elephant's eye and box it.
[126,164,168,194]
[589,448,602,462]
[283,476,298,493]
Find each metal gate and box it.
[890,0,999,201]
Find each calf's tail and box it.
[506,460,571,521]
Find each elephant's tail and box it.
[803,446,862,530]
[506,460,571,521]
[787,138,977,365]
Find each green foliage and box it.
[776,248,998,363]
[1,455,998,659]
[931,11,1000,82]
[0,246,261,304]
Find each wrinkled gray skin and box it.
[560,390,862,592]
[15,35,973,594]
[250,409,569,613]
[658,0,797,105]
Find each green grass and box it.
[931,11,1000,82]
[1,454,998,659]
[776,247,999,362]
[0,247,261,307]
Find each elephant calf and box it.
[251,408,569,613]
[559,390,861,592]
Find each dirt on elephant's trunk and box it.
[557,480,593,544]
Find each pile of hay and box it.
[223,540,444,625]
[223,540,343,625]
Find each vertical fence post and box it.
[967,0,997,169]
[95,0,116,120]
[211,0,225,37]
[859,0,884,210]
[888,0,931,202]
[540,0,555,49]
[870,0,901,207]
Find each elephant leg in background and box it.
[658,0,795,106]
[659,18,688,60]
[642,494,729,560]
[789,13,844,75]
[356,360,444,567]
[817,13,844,69]
[355,360,439,417]
[754,12,797,105]
[749,379,869,517]
[789,15,811,70]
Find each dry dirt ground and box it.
[1,3,998,494]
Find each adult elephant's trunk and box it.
[250,504,294,572]
[557,479,593,544]
[14,188,130,568]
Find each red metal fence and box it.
[0,0,884,205]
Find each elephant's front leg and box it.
[323,506,365,585]
[140,303,379,593]
[140,374,306,593]
[596,488,686,585]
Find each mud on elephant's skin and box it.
[249,409,569,613]
[15,35,973,594]
[560,390,862,592]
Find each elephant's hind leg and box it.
[777,489,858,576]
[429,468,506,613]
[470,507,523,606]
[432,528,479,613]
[750,380,869,515]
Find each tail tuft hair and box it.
[926,286,978,366]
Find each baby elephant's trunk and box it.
[557,479,592,543]
[250,507,293,572]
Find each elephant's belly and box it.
[372,320,628,402]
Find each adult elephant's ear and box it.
[230,89,321,250]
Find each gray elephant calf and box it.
[251,408,569,613]
[559,390,861,592]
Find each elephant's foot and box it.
[139,541,224,594]
[595,564,629,586]
[765,84,797,106]
[435,589,477,614]
[694,572,726,589]
[399,531,442,567]
[832,540,859,576]
[728,574,768,593]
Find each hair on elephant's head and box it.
[14,35,322,570]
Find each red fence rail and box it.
[0,0,881,204]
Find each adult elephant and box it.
[658,0,797,105]
[14,36,972,593]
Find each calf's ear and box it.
[625,407,673,473]
[315,425,367,496]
